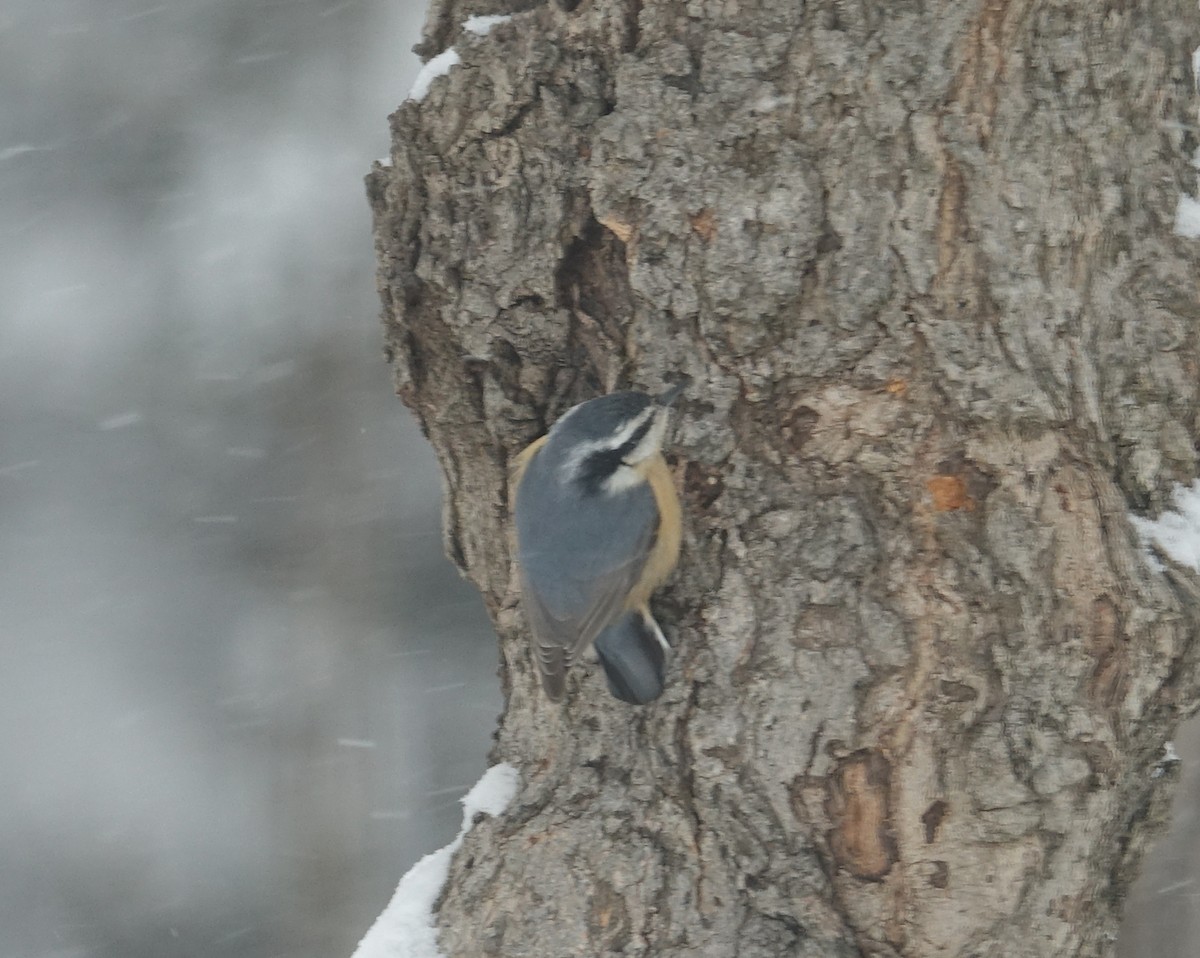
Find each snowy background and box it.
[1,2,1198,956]
[0,2,502,957]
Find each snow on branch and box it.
[353,763,520,958]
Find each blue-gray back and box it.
[515,439,657,629]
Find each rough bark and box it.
[366,1,1200,955]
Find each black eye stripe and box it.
[573,415,656,493]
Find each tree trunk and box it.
[366,1,1200,955]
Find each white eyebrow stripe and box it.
[557,408,655,484]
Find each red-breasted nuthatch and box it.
[510,387,683,703]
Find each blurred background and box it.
[0,2,501,957]
[0,2,1196,957]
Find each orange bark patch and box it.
[826,750,897,881]
[926,475,974,512]
[597,214,634,244]
[688,208,718,242]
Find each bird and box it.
[510,386,683,703]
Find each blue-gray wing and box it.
[516,467,658,700]
[516,559,646,701]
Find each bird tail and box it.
[593,607,670,705]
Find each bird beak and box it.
[654,383,685,407]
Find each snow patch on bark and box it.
[409,49,460,102]
[352,763,520,958]
[1175,48,1200,237]
[1131,480,1200,571]
[463,14,511,36]
[1174,195,1200,239]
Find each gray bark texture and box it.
[366,1,1200,955]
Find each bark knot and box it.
[826,749,898,882]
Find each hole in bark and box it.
[930,860,949,888]
[554,213,635,385]
[556,0,582,10]
[939,680,977,703]
[685,461,725,510]
[922,799,947,843]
